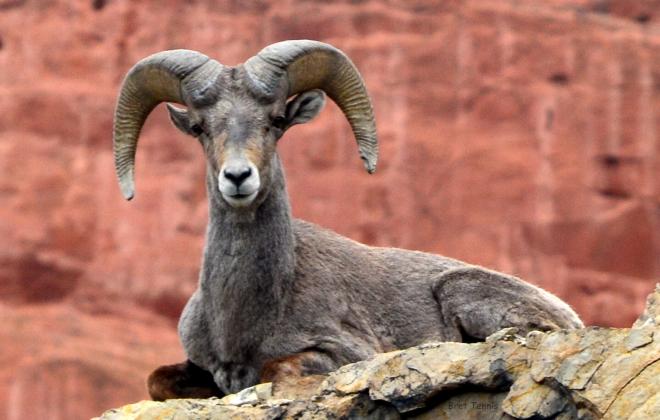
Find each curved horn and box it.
[244,40,378,173]
[113,50,221,200]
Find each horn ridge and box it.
[113,50,216,200]
[244,40,378,173]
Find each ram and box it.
[113,40,583,400]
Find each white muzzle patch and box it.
[218,161,260,208]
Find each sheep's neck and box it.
[201,164,295,327]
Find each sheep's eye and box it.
[190,124,204,136]
[272,116,287,130]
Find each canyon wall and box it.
[1,0,658,418]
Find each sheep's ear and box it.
[167,104,201,137]
[284,90,326,128]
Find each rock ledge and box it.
[97,285,660,419]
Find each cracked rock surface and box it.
[96,285,660,419]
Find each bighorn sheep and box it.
[113,40,583,400]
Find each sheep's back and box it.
[290,219,466,350]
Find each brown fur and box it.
[212,132,229,169]
[244,142,266,170]
[260,352,313,383]
[147,361,223,401]
[259,352,329,399]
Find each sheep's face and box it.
[167,86,325,209]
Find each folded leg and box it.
[148,360,224,401]
[260,351,336,399]
[433,267,583,342]
[260,350,337,383]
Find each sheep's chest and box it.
[179,287,282,394]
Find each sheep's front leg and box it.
[260,351,337,385]
[433,267,583,342]
[148,360,223,401]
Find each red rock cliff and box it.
[1,0,658,418]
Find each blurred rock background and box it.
[0,0,658,418]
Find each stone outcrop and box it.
[96,285,660,419]
[1,0,659,418]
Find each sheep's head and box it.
[113,40,378,209]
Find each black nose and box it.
[223,165,252,186]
